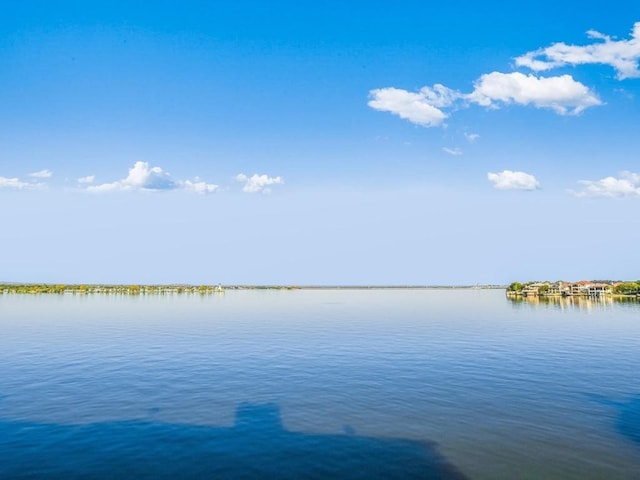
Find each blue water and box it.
[0,289,639,479]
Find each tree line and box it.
[0,284,225,295]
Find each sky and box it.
[1,1,639,285]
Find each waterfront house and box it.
[548,281,570,296]
[567,281,612,296]
[570,281,591,296]
[522,283,543,297]
[587,283,611,296]
[506,279,630,299]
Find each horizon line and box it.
[0,282,507,290]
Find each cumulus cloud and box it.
[29,169,53,179]
[442,147,463,156]
[0,177,45,190]
[87,161,217,194]
[571,171,640,197]
[367,87,450,127]
[369,73,600,126]
[464,133,480,142]
[516,22,640,79]
[235,173,284,193]
[467,72,602,115]
[487,170,540,190]
[77,175,95,184]
[88,162,173,192]
[368,24,637,127]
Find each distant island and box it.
[507,280,640,298]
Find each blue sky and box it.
[1,1,639,285]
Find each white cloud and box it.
[467,72,602,115]
[29,169,53,179]
[464,133,480,142]
[77,175,95,184]
[367,87,451,127]
[571,171,640,197]
[370,73,600,127]
[180,179,219,194]
[87,161,217,194]
[0,177,45,190]
[369,24,623,127]
[235,173,284,193]
[419,84,461,108]
[516,22,640,79]
[442,147,463,156]
[487,170,540,190]
[88,162,173,192]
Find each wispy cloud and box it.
[87,161,218,194]
[235,173,284,193]
[570,171,640,197]
[0,176,46,191]
[29,169,53,179]
[181,179,219,194]
[368,87,451,127]
[77,175,95,184]
[488,170,540,190]
[464,133,480,143]
[442,147,463,156]
[516,22,640,79]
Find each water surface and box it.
[0,289,639,479]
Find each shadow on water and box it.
[0,402,468,479]
[586,393,640,447]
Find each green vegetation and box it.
[507,282,524,292]
[0,284,225,295]
[0,284,307,295]
[613,281,640,295]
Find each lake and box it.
[0,289,639,479]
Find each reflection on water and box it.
[507,294,640,310]
[0,402,467,479]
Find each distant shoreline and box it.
[0,283,507,295]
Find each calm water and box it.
[0,289,639,479]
